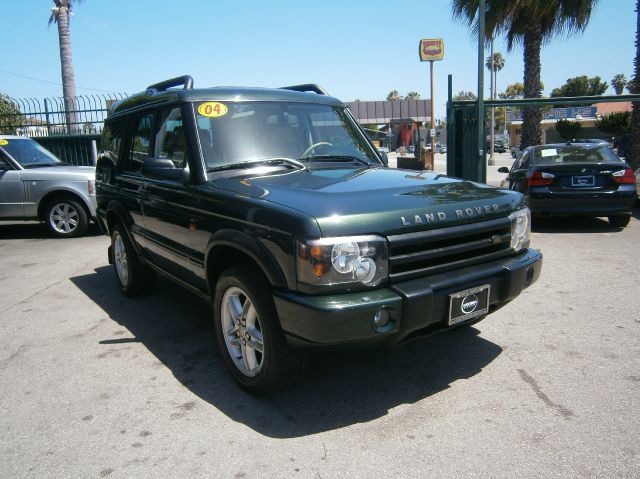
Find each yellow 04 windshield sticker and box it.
[198,102,228,118]
[0,139,8,145]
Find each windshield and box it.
[0,138,64,168]
[532,145,622,165]
[194,101,379,170]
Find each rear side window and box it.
[101,120,125,161]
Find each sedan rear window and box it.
[533,146,622,165]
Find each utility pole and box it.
[488,38,495,166]
[477,0,486,183]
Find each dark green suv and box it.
[96,75,542,393]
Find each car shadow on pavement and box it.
[71,266,502,439]
[531,214,632,234]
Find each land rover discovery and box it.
[96,76,542,393]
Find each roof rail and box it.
[280,84,328,95]
[146,75,194,94]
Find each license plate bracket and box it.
[448,284,490,326]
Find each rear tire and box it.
[213,265,303,394]
[608,215,630,228]
[111,223,156,296]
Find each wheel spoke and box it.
[242,343,259,371]
[248,327,263,354]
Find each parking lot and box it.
[1,204,639,477]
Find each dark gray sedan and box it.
[498,143,636,227]
[0,136,96,237]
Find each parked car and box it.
[498,143,636,227]
[493,143,507,153]
[96,75,542,393]
[569,138,613,147]
[0,135,96,237]
[435,143,447,154]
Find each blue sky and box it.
[1,0,636,119]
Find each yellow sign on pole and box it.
[419,39,445,62]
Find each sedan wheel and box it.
[45,198,88,237]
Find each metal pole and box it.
[489,38,495,166]
[477,0,486,183]
[430,60,436,170]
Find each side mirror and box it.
[497,167,509,174]
[142,158,190,182]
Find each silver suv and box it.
[0,135,96,237]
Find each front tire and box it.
[213,266,302,394]
[111,223,156,296]
[608,214,630,228]
[45,197,89,238]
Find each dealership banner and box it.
[506,106,597,122]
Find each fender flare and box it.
[205,229,288,289]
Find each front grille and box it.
[387,217,513,282]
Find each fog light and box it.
[373,308,390,328]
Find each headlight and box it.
[297,235,388,287]
[509,208,531,252]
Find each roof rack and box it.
[280,84,328,95]
[146,75,194,94]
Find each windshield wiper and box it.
[297,154,372,167]
[207,157,306,172]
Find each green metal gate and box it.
[446,75,640,183]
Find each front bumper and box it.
[275,248,542,349]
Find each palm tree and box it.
[406,91,421,99]
[486,52,505,87]
[611,74,628,95]
[452,0,600,148]
[628,0,640,168]
[49,0,82,132]
[386,90,402,101]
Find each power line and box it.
[0,68,117,93]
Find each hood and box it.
[211,166,525,236]
[17,165,95,181]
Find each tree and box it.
[555,119,582,140]
[485,52,505,82]
[453,90,477,101]
[550,75,608,97]
[629,0,640,168]
[611,74,628,95]
[452,0,600,149]
[49,0,83,132]
[596,112,631,143]
[499,82,525,99]
[406,91,421,99]
[0,93,22,134]
[386,90,402,101]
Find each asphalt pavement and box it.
[1,189,639,478]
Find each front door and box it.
[0,157,23,218]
